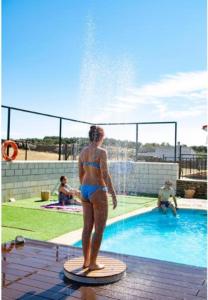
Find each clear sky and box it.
[2,0,207,145]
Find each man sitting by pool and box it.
[157,180,178,216]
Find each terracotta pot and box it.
[41,191,50,201]
[184,189,195,199]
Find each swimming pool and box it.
[74,209,207,267]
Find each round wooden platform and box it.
[64,256,126,284]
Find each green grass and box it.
[2,195,156,243]
[3,195,58,209]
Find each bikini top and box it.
[81,161,100,169]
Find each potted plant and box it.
[184,186,196,198]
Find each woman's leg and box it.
[89,190,108,270]
[82,199,94,268]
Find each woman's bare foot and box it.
[89,263,105,271]
[82,259,90,269]
[82,264,89,269]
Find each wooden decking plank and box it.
[61,286,146,300]
[2,272,21,282]
[107,276,198,296]
[126,268,205,284]
[37,264,203,291]
[26,273,66,286]
[197,286,207,298]
[3,284,64,300]
[1,268,30,277]
[95,285,177,300]
[119,254,206,270]
[96,280,191,299]
[2,285,41,299]
[183,296,207,300]
[6,252,61,264]
[8,248,68,262]
[2,288,36,300]
[37,269,64,278]
[2,239,206,300]
[3,263,40,273]
[122,272,203,289]
[126,260,206,278]
[5,252,57,264]
[15,277,65,291]
[5,257,51,269]
[125,258,206,276]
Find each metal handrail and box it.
[2,104,178,161]
[1,105,93,124]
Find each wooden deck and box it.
[2,239,207,300]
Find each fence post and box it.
[178,144,182,178]
[174,122,177,162]
[58,118,62,161]
[135,123,138,161]
[64,144,68,160]
[25,140,28,161]
[7,107,11,155]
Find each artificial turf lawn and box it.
[2,195,156,243]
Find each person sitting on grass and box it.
[58,176,81,206]
[157,180,178,216]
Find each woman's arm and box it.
[100,150,117,209]
[59,186,73,196]
[78,156,85,184]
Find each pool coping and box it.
[49,198,207,246]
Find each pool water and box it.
[74,209,207,267]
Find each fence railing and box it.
[2,105,178,161]
[178,154,207,180]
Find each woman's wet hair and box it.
[89,125,104,142]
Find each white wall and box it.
[2,161,178,201]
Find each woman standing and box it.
[79,125,117,271]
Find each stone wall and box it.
[2,161,178,202]
[109,161,178,195]
[176,179,207,199]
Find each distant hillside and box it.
[13,136,206,153]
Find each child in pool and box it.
[58,176,81,205]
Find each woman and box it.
[79,125,117,271]
[58,175,81,205]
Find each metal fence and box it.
[2,105,178,161]
[178,154,207,180]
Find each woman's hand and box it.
[74,190,81,199]
[69,189,81,198]
[112,195,117,209]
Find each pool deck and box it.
[50,198,207,246]
[2,238,207,300]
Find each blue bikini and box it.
[80,161,108,201]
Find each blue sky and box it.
[2,0,207,145]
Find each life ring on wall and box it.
[2,140,18,161]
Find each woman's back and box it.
[79,145,105,186]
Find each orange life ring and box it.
[2,140,18,161]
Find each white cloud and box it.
[127,71,207,100]
[79,17,207,123]
[107,71,207,120]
